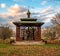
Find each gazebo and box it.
[13,9,44,41]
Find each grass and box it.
[0,44,10,48]
[0,43,60,56]
[44,44,60,47]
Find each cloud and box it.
[41,1,47,5]
[0,13,9,18]
[0,4,28,31]
[0,4,27,30]
[41,6,52,13]
[0,3,6,8]
[8,4,27,16]
[0,4,27,22]
[40,6,56,19]
[30,6,56,24]
[31,6,55,19]
[0,4,60,30]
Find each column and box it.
[16,26,22,41]
[34,27,41,41]
[38,27,41,40]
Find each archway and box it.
[22,27,34,41]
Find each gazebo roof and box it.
[20,18,37,21]
[13,21,44,26]
[13,9,44,26]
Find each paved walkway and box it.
[13,41,45,45]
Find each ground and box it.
[0,44,60,56]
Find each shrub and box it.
[0,39,11,44]
[4,39,10,44]
[0,39,3,43]
[47,39,60,44]
[10,39,15,44]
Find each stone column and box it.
[34,27,41,41]
[38,27,41,40]
[16,26,22,41]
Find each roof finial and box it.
[27,6,31,18]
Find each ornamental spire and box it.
[27,9,31,18]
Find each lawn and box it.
[0,44,60,56]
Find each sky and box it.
[0,0,60,30]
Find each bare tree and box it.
[43,27,56,40]
[51,13,60,38]
[51,13,60,25]
[0,25,13,40]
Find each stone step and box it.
[12,41,45,45]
